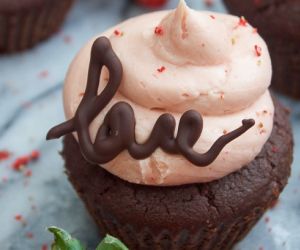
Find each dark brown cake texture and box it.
[0,0,74,53]
[223,0,300,99]
[62,98,293,250]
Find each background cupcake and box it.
[47,1,293,249]
[0,0,74,53]
[223,0,300,99]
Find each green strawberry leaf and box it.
[48,226,85,250]
[96,235,128,250]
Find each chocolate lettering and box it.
[47,37,255,166]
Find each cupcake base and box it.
[0,0,74,53]
[62,98,293,250]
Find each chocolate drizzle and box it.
[47,37,255,166]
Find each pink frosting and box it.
[63,1,274,186]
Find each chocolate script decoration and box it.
[47,37,255,166]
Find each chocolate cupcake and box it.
[47,1,293,249]
[223,0,300,99]
[0,0,74,53]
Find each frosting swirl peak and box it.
[153,0,231,66]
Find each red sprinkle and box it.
[24,169,32,177]
[264,216,270,223]
[114,29,123,36]
[26,232,34,239]
[15,214,23,221]
[255,45,262,57]
[0,150,10,162]
[260,129,266,134]
[38,70,49,79]
[12,156,30,171]
[30,150,40,161]
[238,16,248,27]
[253,28,258,34]
[11,150,40,171]
[63,35,72,44]
[157,66,166,73]
[210,15,216,20]
[41,244,48,250]
[154,26,163,35]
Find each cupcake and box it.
[47,1,293,249]
[0,0,74,53]
[223,0,300,99]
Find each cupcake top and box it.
[48,0,274,186]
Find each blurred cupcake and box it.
[223,0,300,99]
[47,1,293,249]
[0,0,74,53]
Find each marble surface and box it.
[0,0,299,249]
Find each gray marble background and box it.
[0,0,299,249]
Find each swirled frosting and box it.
[63,0,274,186]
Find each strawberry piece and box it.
[135,0,167,8]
